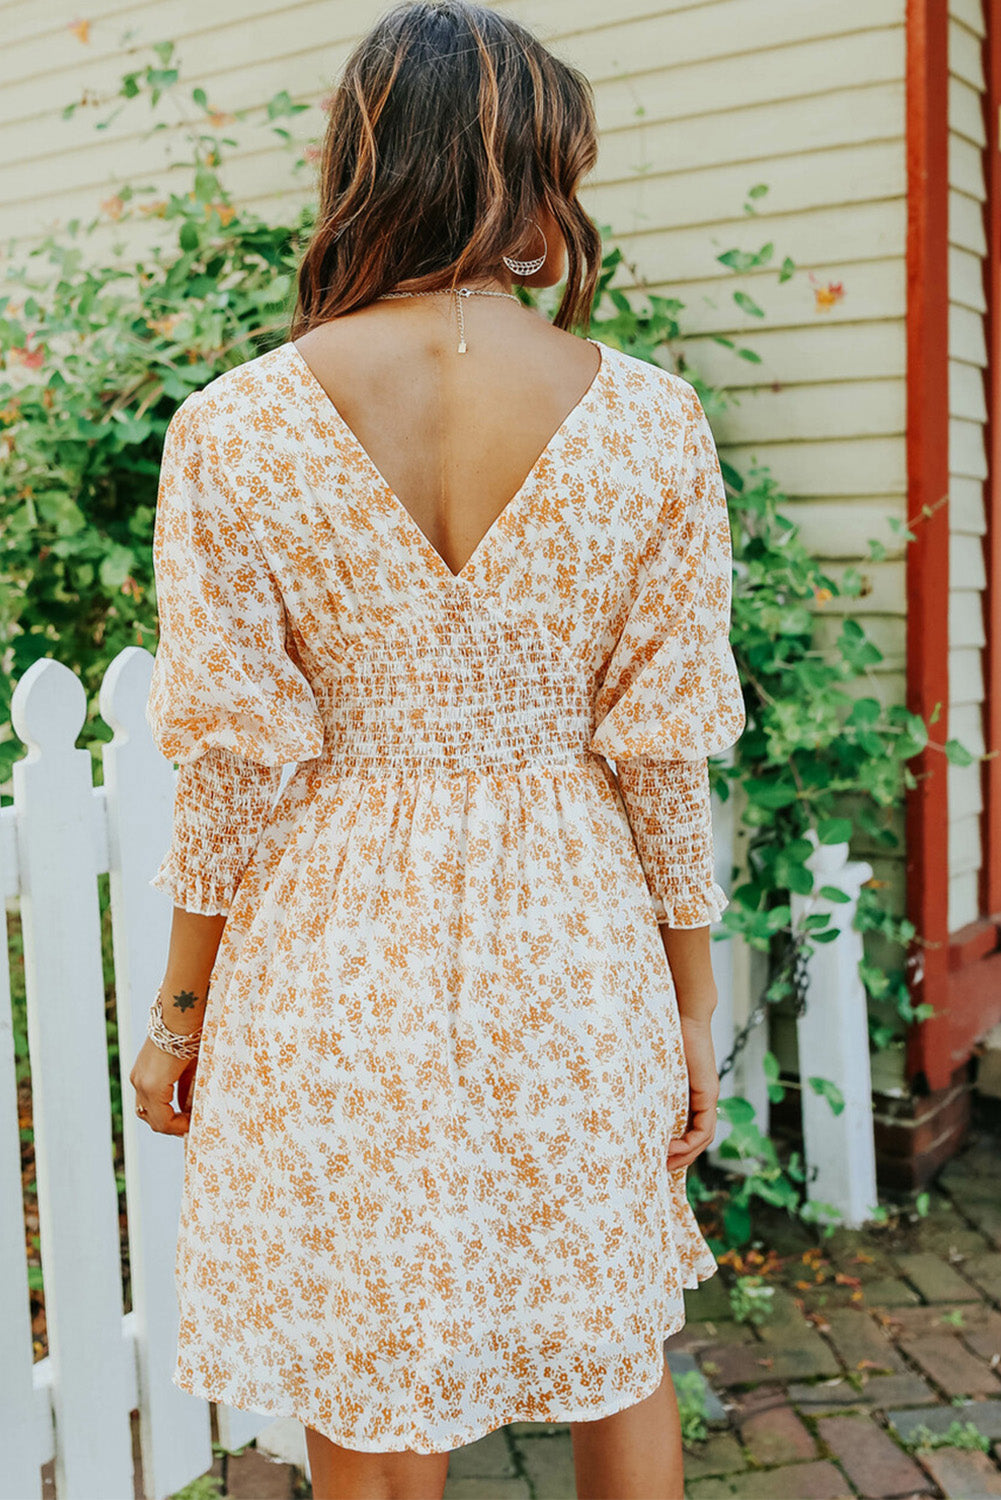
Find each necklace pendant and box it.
[457,339,467,354]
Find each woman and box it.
[129,3,745,1497]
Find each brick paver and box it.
[963,1252,1001,1302]
[886,1399,1001,1442]
[741,1405,817,1465]
[687,1460,853,1498]
[816,1414,929,1499]
[822,1308,909,1375]
[899,1332,1001,1397]
[895,1251,982,1303]
[916,1447,1001,1497]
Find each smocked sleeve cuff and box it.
[149,747,284,915]
[615,756,728,930]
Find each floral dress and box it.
[145,334,745,1454]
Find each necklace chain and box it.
[375,285,520,355]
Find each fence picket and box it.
[100,648,214,1500]
[11,659,134,1500]
[0,807,40,1500]
[793,834,878,1228]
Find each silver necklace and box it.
[376,285,519,355]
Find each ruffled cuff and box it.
[150,747,284,915]
[615,756,727,930]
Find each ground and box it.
[155,1122,1001,1500]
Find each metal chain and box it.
[716,925,812,1084]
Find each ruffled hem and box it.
[653,880,729,929]
[149,854,234,916]
[171,1254,719,1456]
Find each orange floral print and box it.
[145,337,745,1454]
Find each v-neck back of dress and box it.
[286,337,606,585]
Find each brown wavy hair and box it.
[290,0,602,338]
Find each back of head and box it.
[292,0,602,337]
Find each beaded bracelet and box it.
[147,993,203,1060]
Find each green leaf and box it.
[808,1077,845,1117]
[733,289,766,318]
[817,818,853,845]
[819,885,852,904]
[718,1096,756,1126]
[944,738,975,766]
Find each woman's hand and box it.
[129,1039,197,1136]
[667,1014,719,1171]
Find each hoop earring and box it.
[502,218,548,278]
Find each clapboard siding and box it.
[948,0,989,932]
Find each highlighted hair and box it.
[291,0,602,336]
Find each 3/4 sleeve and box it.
[589,382,745,928]
[145,394,325,915]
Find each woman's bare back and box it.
[293,295,601,579]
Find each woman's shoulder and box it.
[166,343,298,444]
[591,337,700,431]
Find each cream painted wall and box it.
[0,0,988,928]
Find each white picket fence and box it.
[0,647,877,1500]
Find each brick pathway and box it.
[176,1127,1001,1499]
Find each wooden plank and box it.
[949,770,983,836]
[718,377,905,445]
[950,185,989,254]
[951,587,989,645]
[682,318,907,390]
[951,414,990,479]
[951,0,988,39]
[815,613,906,668]
[949,646,987,708]
[950,73,989,145]
[949,130,988,198]
[951,301,989,363]
[953,700,989,750]
[792,496,909,562]
[950,244,990,312]
[559,198,904,284]
[951,13,988,87]
[950,813,985,873]
[585,140,904,243]
[950,473,989,532]
[593,27,905,134]
[596,81,906,183]
[627,259,906,343]
[718,435,907,499]
[950,356,989,420]
[949,870,983,931]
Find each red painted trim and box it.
[905,0,953,1088]
[983,0,1001,920]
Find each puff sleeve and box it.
[145,394,325,915]
[589,383,745,928]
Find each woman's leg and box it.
[569,1361,685,1500]
[303,1428,450,1500]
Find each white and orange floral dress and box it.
[145,334,745,1454]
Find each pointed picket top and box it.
[10,657,86,755]
[99,644,155,741]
